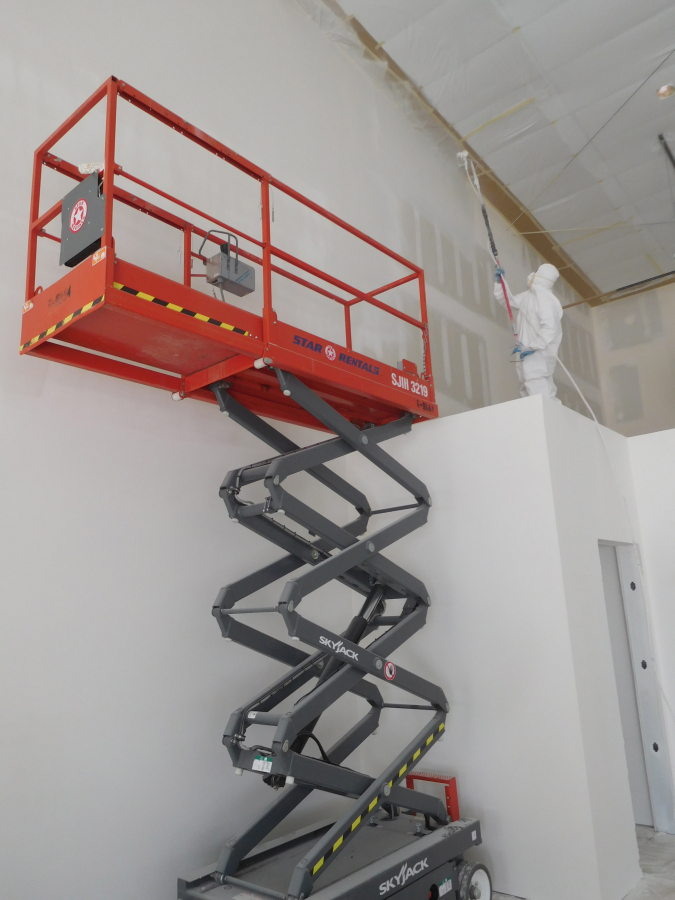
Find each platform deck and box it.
[21,76,437,430]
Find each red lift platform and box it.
[21,76,437,431]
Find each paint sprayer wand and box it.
[457,151,521,357]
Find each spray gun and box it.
[457,151,521,357]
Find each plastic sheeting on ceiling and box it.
[339,0,675,294]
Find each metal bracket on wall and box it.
[616,544,675,834]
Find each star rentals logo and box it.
[69,199,88,233]
[379,858,429,895]
[325,344,336,361]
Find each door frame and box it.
[606,542,675,833]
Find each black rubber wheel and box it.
[457,861,492,900]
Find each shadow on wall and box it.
[604,294,662,351]
[602,294,659,426]
[429,310,491,410]
[592,290,675,435]
[609,365,644,425]
[559,318,600,388]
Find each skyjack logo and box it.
[318,636,359,661]
[379,858,429,895]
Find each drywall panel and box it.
[592,285,675,437]
[349,396,640,900]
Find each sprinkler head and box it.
[457,151,469,166]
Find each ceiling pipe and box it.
[614,268,675,293]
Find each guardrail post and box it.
[344,305,352,350]
[419,272,432,379]
[183,225,193,286]
[261,178,274,344]
[25,150,42,303]
[103,78,118,254]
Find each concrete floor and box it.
[625,826,675,900]
[494,826,675,900]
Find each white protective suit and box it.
[493,263,563,400]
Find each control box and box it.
[206,243,255,298]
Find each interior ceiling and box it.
[339,0,675,296]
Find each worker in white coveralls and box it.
[493,263,563,400]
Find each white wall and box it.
[0,382,314,896]
[0,370,360,900]
[0,3,618,900]
[628,429,675,800]
[349,396,641,900]
[540,400,642,900]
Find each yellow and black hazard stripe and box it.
[113,282,249,337]
[310,720,446,878]
[20,296,104,352]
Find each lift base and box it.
[179,812,481,900]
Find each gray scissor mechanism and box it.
[178,369,490,900]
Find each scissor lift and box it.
[21,78,492,900]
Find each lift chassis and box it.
[177,369,489,900]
